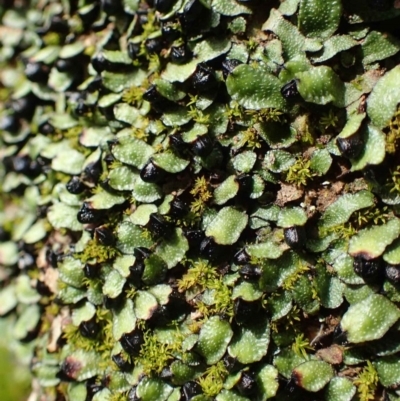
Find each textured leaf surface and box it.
[341,294,400,343]
[298,0,342,39]
[228,318,270,364]
[324,377,356,401]
[205,207,248,245]
[226,64,287,110]
[293,360,334,392]
[348,219,400,258]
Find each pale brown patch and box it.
[316,181,345,213]
[316,344,344,365]
[276,183,304,206]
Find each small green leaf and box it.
[383,238,400,265]
[87,191,126,210]
[132,177,162,203]
[213,175,239,205]
[155,228,189,269]
[293,360,334,392]
[367,65,400,129]
[116,221,153,254]
[298,0,342,39]
[341,294,400,343]
[215,390,249,401]
[319,191,374,228]
[324,377,356,401]
[58,256,85,288]
[228,318,270,364]
[152,153,190,174]
[226,64,287,110]
[374,356,400,388]
[197,316,233,365]
[361,31,400,66]
[102,269,126,299]
[256,365,279,400]
[263,150,296,173]
[112,299,136,341]
[136,377,173,401]
[51,148,85,175]
[134,291,158,320]
[111,137,154,169]
[205,207,248,245]
[311,35,358,63]
[310,149,332,175]
[211,0,251,16]
[296,66,345,107]
[14,304,41,340]
[277,207,307,228]
[348,219,400,259]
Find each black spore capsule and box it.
[0,114,20,133]
[233,248,251,265]
[236,174,253,198]
[79,317,100,338]
[154,0,176,12]
[182,381,202,401]
[199,237,223,261]
[284,226,306,250]
[77,202,103,224]
[192,63,217,92]
[101,0,123,15]
[55,58,75,73]
[236,371,258,396]
[83,158,102,183]
[84,262,100,279]
[66,176,85,194]
[145,38,163,54]
[39,121,55,135]
[112,354,132,371]
[128,42,141,60]
[336,134,364,159]
[239,264,262,281]
[191,134,213,157]
[385,264,400,283]
[184,229,205,250]
[234,298,260,324]
[146,213,171,238]
[169,132,186,153]
[11,96,36,119]
[140,160,166,183]
[120,329,144,356]
[353,256,382,282]
[222,58,242,79]
[94,226,114,245]
[24,61,49,83]
[170,198,189,218]
[223,354,243,373]
[281,80,299,99]
[170,45,192,64]
[161,21,181,42]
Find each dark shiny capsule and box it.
[145,38,163,54]
[191,134,213,157]
[192,63,217,92]
[128,42,141,60]
[161,22,181,42]
[223,354,242,373]
[222,58,242,79]
[101,0,123,15]
[11,96,35,119]
[86,379,103,398]
[12,155,32,175]
[236,174,253,197]
[239,264,261,280]
[0,114,20,133]
[120,330,144,356]
[25,62,49,83]
[77,203,103,224]
[236,371,257,396]
[134,247,151,262]
[39,121,55,135]
[86,75,103,93]
[0,227,10,242]
[75,100,90,116]
[233,248,251,265]
[234,298,260,324]
[84,159,102,183]
[353,256,382,282]
[112,354,132,371]
[169,132,186,153]
[140,160,166,183]
[84,262,100,279]
[91,53,109,73]
[284,226,306,250]
[281,80,299,99]
[170,45,192,64]
[385,264,400,283]
[146,213,171,238]
[129,260,145,287]
[55,58,74,72]
[94,226,114,246]
[337,134,363,159]
[36,280,52,296]
[79,318,100,338]
[66,176,85,194]
[46,250,59,267]
[170,198,188,218]
[182,0,208,23]
[182,381,202,401]
[78,2,100,27]
[142,85,163,104]
[155,0,176,12]
[18,252,35,270]
[104,294,124,310]
[200,237,223,261]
